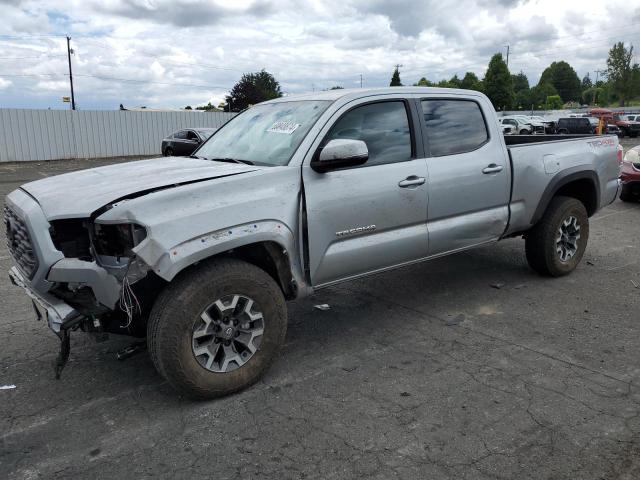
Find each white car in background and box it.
[499,116,535,134]
[512,115,546,134]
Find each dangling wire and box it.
[119,272,141,328]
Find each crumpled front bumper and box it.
[9,266,78,333]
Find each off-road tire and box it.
[147,258,287,399]
[525,196,589,277]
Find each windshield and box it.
[195,100,331,166]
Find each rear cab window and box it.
[420,99,489,156]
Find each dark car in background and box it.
[161,128,217,157]
[555,117,594,134]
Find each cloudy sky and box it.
[0,0,638,110]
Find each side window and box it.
[325,101,412,167]
[186,130,199,141]
[421,100,488,156]
[173,130,188,140]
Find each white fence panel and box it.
[0,109,235,162]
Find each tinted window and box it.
[173,130,188,139]
[421,100,488,156]
[186,130,199,140]
[325,101,412,167]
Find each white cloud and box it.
[0,78,12,89]
[0,0,637,109]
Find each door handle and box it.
[482,164,504,174]
[398,176,426,188]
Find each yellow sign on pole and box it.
[62,96,71,103]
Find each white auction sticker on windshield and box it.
[267,121,301,134]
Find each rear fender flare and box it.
[530,168,600,225]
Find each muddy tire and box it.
[525,196,589,277]
[147,258,287,399]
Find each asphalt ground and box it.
[1,142,640,479]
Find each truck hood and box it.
[20,157,262,220]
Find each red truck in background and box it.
[589,108,640,138]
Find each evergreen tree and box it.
[484,53,514,110]
[390,67,403,86]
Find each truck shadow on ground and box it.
[43,239,537,402]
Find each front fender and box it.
[134,220,303,286]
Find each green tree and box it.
[581,74,592,90]
[329,86,344,90]
[390,66,403,86]
[225,70,282,112]
[415,77,434,86]
[184,105,192,110]
[511,71,529,93]
[484,53,514,110]
[514,89,532,110]
[530,83,558,108]
[539,61,581,102]
[460,72,483,91]
[606,42,638,106]
[448,74,462,88]
[546,95,563,109]
[195,102,219,111]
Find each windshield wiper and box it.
[209,157,255,165]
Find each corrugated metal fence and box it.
[0,109,236,162]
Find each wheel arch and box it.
[136,221,304,300]
[531,169,600,225]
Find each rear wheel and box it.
[147,258,287,399]
[525,196,589,277]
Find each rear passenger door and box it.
[420,98,510,255]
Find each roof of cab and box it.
[265,87,486,104]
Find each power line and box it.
[0,54,67,60]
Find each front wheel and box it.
[164,147,174,156]
[525,196,589,277]
[147,258,287,399]
[520,129,529,135]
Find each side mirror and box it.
[311,139,369,173]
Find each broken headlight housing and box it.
[93,223,148,257]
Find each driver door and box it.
[302,99,429,287]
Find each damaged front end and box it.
[5,189,162,378]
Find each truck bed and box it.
[504,134,620,237]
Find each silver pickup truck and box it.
[5,88,622,398]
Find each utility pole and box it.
[504,44,510,68]
[360,73,363,88]
[594,69,606,106]
[66,36,76,110]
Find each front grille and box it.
[4,206,38,278]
